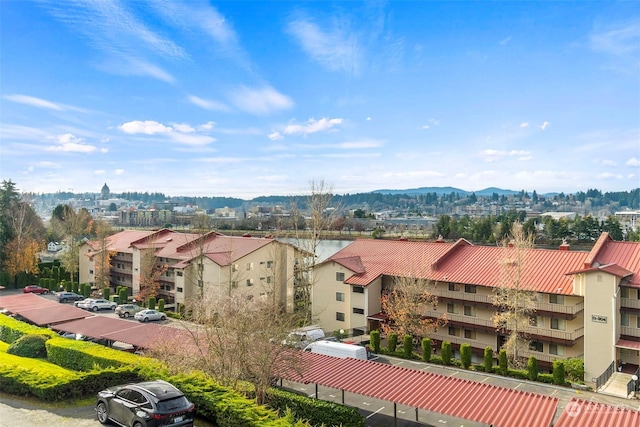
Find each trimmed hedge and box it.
[0,314,57,344]
[421,338,431,362]
[7,334,49,358]
[388,333,398,352]
[402,335,412,358]
[46,337,144,371]
[441,341,452,365]
[483,346,493,372]
[370,330,380,353]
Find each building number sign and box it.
[591,315,607,323]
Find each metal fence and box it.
[626,366,640,398]
[595,361,615,390]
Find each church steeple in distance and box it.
[101,183,110,200]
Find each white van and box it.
[303,340,368,360]
[283,325,325,348]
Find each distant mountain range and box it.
[372,187,545,197]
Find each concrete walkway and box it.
[598,372,633,399]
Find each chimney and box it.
[507,240,515,248]
[559,239,570,251]
[436,235,445,243]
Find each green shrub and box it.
[119,288,128,305]
[82,283,91,298]
[538,373,554,384]
[563,357,584,383]
[370,330,380,353]
[46,337,143,371]
[553,360,565,385]
[527,356,538,381]
[460,343,472,369]
[498,349,508,375]
[483,346,493,372]
[421,338,431,362]
[158,299,165,312]
[388,333,398,352]
[102,288,110,300]
[0,314,57,344]
[402,335,412,358]
[441,341,452,365]
[71,281,79,293]
[508,369,529,380]
[7,334,49,358]
[148,296,156,310]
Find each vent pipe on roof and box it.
[436,235,445,243]
[559,238,570,251]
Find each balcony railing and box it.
[435,290,584,315]
[424,311,495,329]
[428,333,498,352]
[621,326,640,338]
[621,298,640,309]
[523,325,584,342]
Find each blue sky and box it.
[1,1,638,199]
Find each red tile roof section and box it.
[276,351,557,427]
[555,398,640,427]
[327,238,591,295]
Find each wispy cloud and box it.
[286,16,362,75]
[626,157,640,167]
[4,94,85,112]
[188,95,230,111]
[270,118,344,140]
[227,86,293,116]
[540,121,551,130]
[520,122,529,128]
[499,36,512,46]
[590,21,640,55]
[421,118,440,129]
[118,120,216,145]
[478,149,532,163]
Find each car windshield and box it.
[155,396,190,412]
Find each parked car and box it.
[76,298,116,311]
[96,380,195,427]
[115,303,143,318]
[134,309,166,322]
[23,285,49,294]
[57,291,85,303]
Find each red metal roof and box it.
[617,339,640,351]
[0,293,90,325]
[555,398,640,427]
[585,234,640,286]
[276,351,558,427]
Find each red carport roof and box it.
[276,352,557,427]
[555,398,640,427]
[50,316,180,348]
[0,293,90,325]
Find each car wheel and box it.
[160,316,166,321]
[43,290,49,294]
[124,312,130,318]
[96,401,109,424]
[133,422,143,427]
[143,317,149,322]
[111,306,116,310]
[92,306,99,312]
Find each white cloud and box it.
[478,149,532,163]
[520,122,529,128]
[171,123,195,133]
[119,120,173,135]
[268,131,283,141]
[94,169,106,175]
[114,169,125,175]
[228,86,293,115]
[366,117,372,121]
[188,95,230,111]
[46,133,97,153]
[198,121,216,131]
[626,157,640,167]
[540,121,551,130]
[168,133,216,146]
[338,140,383,149]
[602,159,617,166]
[499,36,512,46]
[421,118,440,129]
[283,118,343,136]
[286,17,362,75]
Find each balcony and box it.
[536,301,584,316]
[434,289,494,305]
[425,310,495,329]
[621,326,640,338]
[523,325,584,343]
[621,298,640,310]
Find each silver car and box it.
[134,309,166,322]
[115,303,143,318]
[76,298,117,311]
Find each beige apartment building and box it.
[79,229,303,310]
[312,233,640,388]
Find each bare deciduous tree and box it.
[492,221,538,367]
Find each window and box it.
[89,269,94,275]
[620,287,629,298]
[448,283,460,291]
[464,284,477,294]
[549,294,564,305]
[549,343,564,356]
[336,272,345,281]
[637,316,640,328]
[353,307,364,315]
[464,329,476,340]
[247,262,253,271]
[529,316,538,327]
[463,305,476,317]
[246,279,254,287]
[231,281,238,289]
[529,341,543,352]
[621,312,630,327]
[336,312,345,322]
[177,287,183,293]
[353,286,364,294]
[448,327,459,336]
[266,276,272,284]
[232,264,238,272]
[550,318,566,331]
[447,303,457,314]
[336,292,345,302]
[266,260,274,268]
[176,271,183,277]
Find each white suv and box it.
[77,298,116,312]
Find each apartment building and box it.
[312,233,640,387]
[79,229,303,310]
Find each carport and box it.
[0,292,90,325]
[276,351,558,427]
[554,397,640,426]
